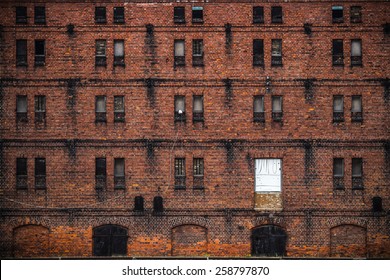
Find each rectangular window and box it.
[253,6,264,24]
[253,39,264,66]
[95,40,107,66]
[192,39,204,66]
[174,95,186,122]
[34,95,46,123]
[95,96,107,123]
[351,95,363,122]
[95,158,106,189]
[174,40,185,66]
[174,158,186,189]
[192,7,203,23]
[193,158,204,189]
[333,95,344,122]
[16,95,28,122]
[333,158,344,189]
[332,39,344,66]
[351,39,362,66]
[350,6,362,23]
[272,96,283,122]
[271,6,283,23]
[35,158,46,189]
[174,7,185,23]
[16,158,28,189]
[114,158,125,189]
[34,40,45,66]
[255,159,282,192]
[114,40,125,66]
[16,40,27,66]
[352,158,363,189]
[34,6,46,24]
[192,95,204,122]
[16,6,27,24]
[271,39,282,66]
[95,7,106,23]
[253,95,265,122]
[113,7,125,23]
[114,96,125,122]
[332,6,344,23]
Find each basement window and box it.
[16,6,27,24]
[193,158,204,189]
[174,95,186,122]
[351,95,363,122]
[192,7,203,23]
[95,7,107,24]
[255,159,282,192]
[253,39,264,66]
[333,158,344,189]
[16,40,27,66]
[333,95,344,122]
[174,158,186,189]
[114,158,125,189]
[253,6,264,24]
[34,95,46,123]
[113,7,125,23]
[271,6,283,23]
[192,95,204,122]
[34,6,46,24]
[174,40,185,67]
[272,96,283,122]
[332,6,343,23]
[16,95,28,122]
[95,40,107,66]
[16,158,28,189]
[332,39,344,66]
[192,39,204,66]
[95,96,107,123]
[253,95,265,123]
[351,39,362,66]
[174,7,185,24]
[114,40,125,66]
[35,158,46,189]
[271,39,282,66]
[34,40,45,66]
[350,6,362,23]
[95,158,106,189]
[352,158,363,189]
[114,96,125,122]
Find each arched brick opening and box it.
[13,224,50,258]
[251,225,287,257]
[171,224,207,256]
[330,224,366,257]
[92,224,128,256]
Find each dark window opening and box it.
[114,40,125,66]
[134,196,144,211]
[174,40,185,67]
[95,158,106,189]
[34,6,46,24]
[34,95,46,123]
[372,197,383,212]
[114,7,125,23]
[193,158,204,189]
[16,158,28,189]
[332,39,344,66]
[93,225,128,256]
[352,158,363,189]
[95,7,106,24]
[16,7,27,24]
[174,158,186,189]
[16,95,28,122]
[351,39,362,66]
[153,196,164,213]
[34,40,45,66]
[174,96,186,122]
[271,6,283,23]
[333,95,344,122]
[252,226,287,256]
[350,6,362,23]
[192,39,204,66]
[16,40,27,66]
[192,7,203,23]
[272,96,283,122]
[253,6,264,24]
[192,95,204,122]
[253,39,264,66]
[114,158,125,189]
[253,95,265,122]
[333,158,344,189]
[332,6,344,23]
[351,95,363,122]
[95,96,107,123]
[95,40,107,66]
[114,96,125,122]
[174,7,185,23]
[35,158,46,189]
[271,39,282,66]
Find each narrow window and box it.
[253,95,265,123]
[95,7,106,24]
[34,95,46,123]
[333,158,344,189]
[174,40,185,67]
[351,39,362,66]
[332,6,344,23]
[16,40,27,66]
[95,40,107,66]
[272,96,283,122]
[174,7,185,24]
[16,7,27,24]
[113,7,125,23]
[351,95,363,122]
[174,158,186,189]
[332,39,344,66]
[192,39,204,66]
[174,96,186,122]
[352,158,363,189]
[114,158,125,189]
[350,6,362,23]
[16,158,28,189]
[16,95,28,122]
[34,40,45,66]
[193,158,204,189]
[114,96,125,122]
[95,96,107,123]
[253,7,264,24]
[333,95,344,122]
[271,39,282,66]
[35,158,46,189]
[134,196,144,211]
[192,7,203,23]
[34,6,46,24]
[114,40,125,66]
[271,6,283,23]
[95,158,106,189]
[253,39,264,66]
[192,95,204,122]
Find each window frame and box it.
[95,7,107,24]
[253,95,265,123]
[192,95,204,122]
[271,6,283,24]
[351,39,362,66]
[16,39,27,66]
[113,7,125,24]
[95,95,107,123]
[352,158,363,189]
[114,96,125,123]
[333,95,344,122]
[34,6,46,24]
[16,158,28,189]
[34,157,46,189]
[95,40,107,66]
[16,95,28,123]
[271,39,282,66]
[114,40,125,66]
[192,39,204,66]
[332,39,344,66]
[95,157,107,189]
[174,158,186,190]
[174,95,186,122]
[174,39,185,67]
[114,158,125,189]
[16,6,27,24]
[253,6,264,24]
[174,6,185,24]
[192,6,204,23]
[34,40,45,66]
[333,158,344,189]
[350,6,362,23]
[271,96,283,122]
[332,6,344,23]
[34,95,46,123]
[193,158,204,189]
[253,39,264,67]
[254,159,282,192]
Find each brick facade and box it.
[0,0,389,258]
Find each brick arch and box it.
[330,224,367,258]
[13,224,50,258]
[171,224,208,256]
[251,224,287,257]
[92,224,128,256]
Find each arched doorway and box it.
[13,224,50,257]
[171,225,207,256]
[330,224,366,257]
[251,225,287,256]
[93,225,128,256]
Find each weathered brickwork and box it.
[0,0,389,258]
